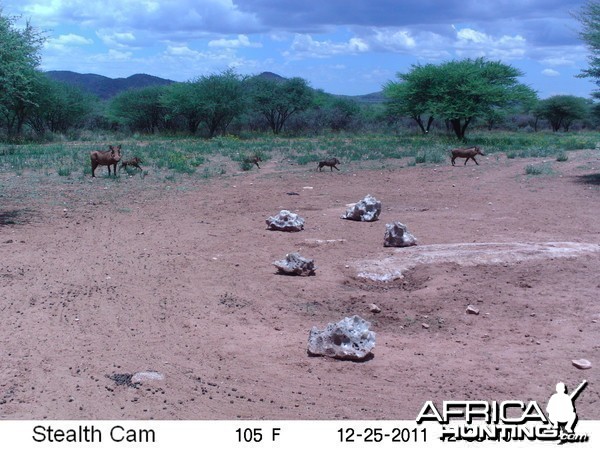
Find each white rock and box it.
[466,305,480,315]
[369,304,381,313]
[131,371,165,383]
[266,210,305,232]
[341,195,381,222]
[384,222,417,247]
[273,252,315,276]
[571,359,592,370]
[308,315,375,360]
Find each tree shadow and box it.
[0,209,36,227]
[573,173,600,185]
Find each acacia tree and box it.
[576,1,600,98]
[0,10,45,137]
[385,58,537,139]
[248,76,313,134]
[27,75,97,135]
[384,64,436,134]
[161,70,246,137]
[109,86,167,133]
[534,95,590,131]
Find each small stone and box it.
[422,323,430,329]
[571,359,592,370]
[466,305,480,315]
[369,304,381,313]
[131,371,165,383]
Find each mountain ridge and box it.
[44,70,384,103]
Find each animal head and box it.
[109,145,122,161]
[474,146,484,156]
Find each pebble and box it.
[422,323,430,329]
[571,359,592,370]
[369,304,381,313]
[132,371,165,383]
[466,305,480,315]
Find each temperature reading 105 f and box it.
[236,428,281,443]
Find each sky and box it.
[1,0,597,98]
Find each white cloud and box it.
[370,29,416,51]
[165,45,204,59]
[286,34,369,58]
[208,35,262,48]
[542,68,560,77]
[45,34,93,51]
[96,30,137,48]
[454,27,527,59]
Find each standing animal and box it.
[450,146,484,166]
[244,155,262,169]
[317,157,341,171]
[90,145,122,177]
[120,156,143,172]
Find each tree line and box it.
[1,5,599,142]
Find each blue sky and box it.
[1,0,597,98]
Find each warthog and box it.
[90,145,122,177]
[317,157,341,171]
[120,156,143,172]
[244,155,262,169]
[451,146,484,166]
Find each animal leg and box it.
[473,157,479,165]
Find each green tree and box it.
[576,1,600,97]
[0,10,45,137]
[27,75,97,135]
[161,82,203,134]
[108,85,167,133]
[385,58,536,139]
[384,64,436,134]
[248,76,314,134]
[161,70,246,137]
[534,95,590,131]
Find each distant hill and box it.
[44,70,385,104]
[44,71,175,100]
[341,91,386,105]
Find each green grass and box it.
[0,131,597,180]
[525,162,555,176]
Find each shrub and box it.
[556,152,569,162]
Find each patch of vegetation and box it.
[556,152,569,162]
[57,167,71,177]
[525,162,555,176]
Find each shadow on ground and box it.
[573,173,600,185]
[0,209,36,227]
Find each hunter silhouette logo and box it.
[546,380,587,435]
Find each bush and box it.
[525,163,554,175]
[556,152,568,162]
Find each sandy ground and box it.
[1,149,599,420]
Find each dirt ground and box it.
[1,149,599,420]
